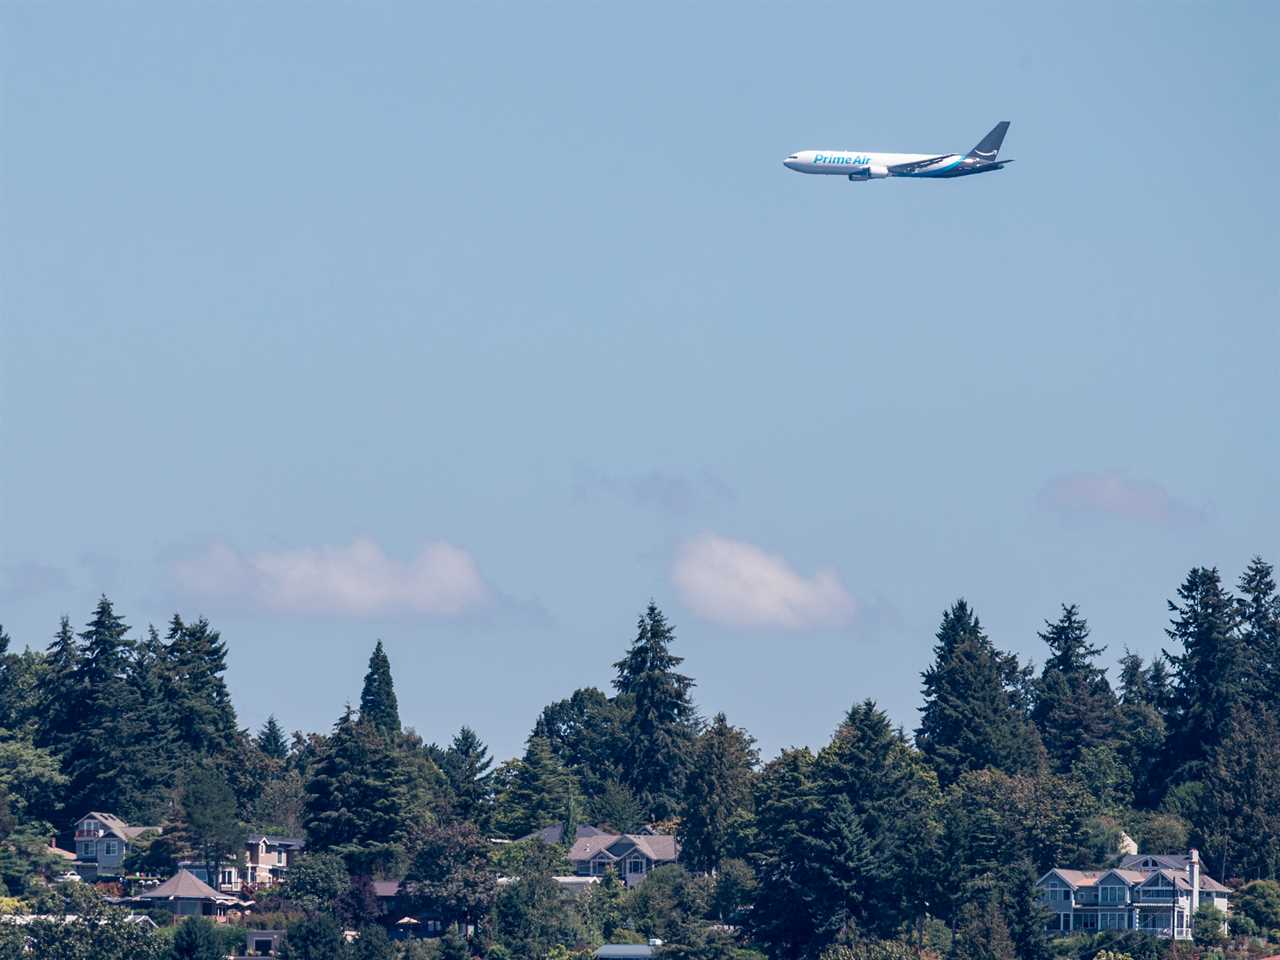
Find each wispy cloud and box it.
[172,538,490,617]
[1037,471,1204,527]
[574,468,735,516]
[673,533,856,630]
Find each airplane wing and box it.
[887,155,953,174]
[965,159,1014,173]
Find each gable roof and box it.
[79,812,158,841]
[1120,853,1190,871]
[567,833,678,864]
[139,869,237,902]
[521,823,608,845]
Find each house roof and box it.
[594,947,655,959]
[372,881,402,898]
[1044,869,1105,888]
[247,834,306,849]
[80,812,158,841]
[139,869,238,902]
[567,833,678,864]
[521,823,608,845]
[1120,853,1190,871]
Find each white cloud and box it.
[672,534,856,630]
[173,538,490,617]
[1037,471,1203,527]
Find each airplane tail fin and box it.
[966,121,1010,161]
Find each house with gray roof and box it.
[567,832,679,887]
[72,812,159,878]
[1037,848,1230,940]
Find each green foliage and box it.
[1233,879,1280,929]
[442,726,493,828]
[493,737,579,839]
[304,707,413,873]
[1032,605,1120,774]
[916,600,1042,789]
[438,928,471,960]
[680,713,758,874]
[613,602,699,821]
[490,839,588,957]
[258,715,291,761]
[584,866,627,940]
[171,917,226,960]
[179,764,244,883]
[1198,704,1280,879]
[280,913,346,960]
[349,924,396,960]
[283,851,351,913]
[589,779,648,834]
[709,858,756,925]
[1163,566,1245,789]
[532,688,627,812]
[8,907,167,960]
[359,641,400,737]
[948,889,1016,960]
[404,821,497,928]
[814,700,942,936]
[1191,903,1227,947]
[748,748,876,959]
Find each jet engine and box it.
[847,164,890,181]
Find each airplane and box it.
[783,121,1013,182]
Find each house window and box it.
[1100,885,1126,904]
[253,939,274,955]
[103,840,118,857]
[627,855,645,875]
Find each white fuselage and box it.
[783,150,967,178]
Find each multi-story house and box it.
[1037,849,1230,940]
[567,832,679,887]
[72,812,159,878]
[181,835,306,892]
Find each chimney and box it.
[1189,848,1200,916]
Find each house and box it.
[130,868,250,920]
[244,835,304,886]
[1037,848,1230,939]
[567,832,679,887]
[71,812,159,878]
[181,835,305,892]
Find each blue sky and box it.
[3,2,1277,762]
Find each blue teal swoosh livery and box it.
[783,122,1013,183]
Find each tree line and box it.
[0,558,1278,960]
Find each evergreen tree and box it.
[442,726,493,827]
[613,601,699,820]
[493,735,579,838]
[35,616,81,757]
[304,707,413,874]
[1163,567,1244,786]
[949,888,1016,960]
[163,615,239,761]
[1237,557,1280,702]
[1002,860,1052,960]
[358,640,400,736]
[815,700,943,936]
[917,600,1042,788]
[589,778,649,834]
[1198,704,1280,881]
[63,598,159,820]
[179,765,244,887]
[258,715,290,761]
[749,748,876,959]
[679,713,758,873]
[1032,605,1120,772]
